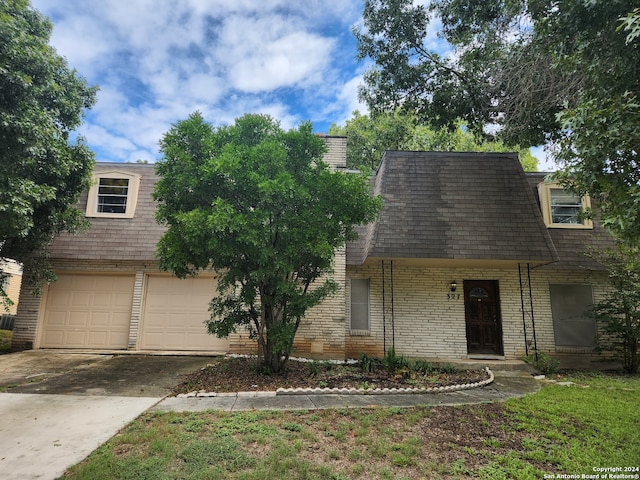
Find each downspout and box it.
[527,264,539,361]
[390,260,395,351]
[518,263,529,356]
[381,260,386,355]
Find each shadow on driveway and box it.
[1,351,219,397]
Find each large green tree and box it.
[328,110,537,171]
[154,113,381,373]
[0,0,97,307]
[355,0,640,244]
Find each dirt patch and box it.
[172,356,490,394]
[274,403,553,478]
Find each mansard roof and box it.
[347,151,559,266]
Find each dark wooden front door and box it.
[464,280,503,355]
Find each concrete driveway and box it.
[0,351,217,480]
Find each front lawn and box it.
[62,372,640,479]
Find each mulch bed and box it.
[172,356,490,394]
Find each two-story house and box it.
[12,140,615,367]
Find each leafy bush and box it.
[382,347,409,374]
[0,330,12,353]
[358,352,375,373]
[441,363,459,374]
[524,351,560,375]
[308,360,321,378]
[411,359,435,374]
[587,244,640,374]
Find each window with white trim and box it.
[350,278,370,334]
[538,182,592,229]
[86,171,141,218]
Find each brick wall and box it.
[285,247,347,359]
[320,136,347,169]
[1,260,22,315]
[11,278,40,350]
[345,263,610,361]
[3,273,22,315]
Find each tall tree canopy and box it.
[0,0,97,306]
[356,0,640,244]
[328,110,538,171]
[154,113,381,373]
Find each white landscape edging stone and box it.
[275,367,494,396]
[176,365,495,398]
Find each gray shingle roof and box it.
[49,163,165,262]
[347,151,559,265]
[525,173,616,271]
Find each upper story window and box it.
[86,171,141,219]
[97,178,129,213]
[538,182,593,229]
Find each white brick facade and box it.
[345,263,610,361]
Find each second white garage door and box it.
[139,276,229,351]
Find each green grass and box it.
[62,372,640,480]
[0,329,12,352]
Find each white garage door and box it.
[140,276,229,351]
[41,274,134,349]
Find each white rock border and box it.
[176,366,495,398]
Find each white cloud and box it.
[29,0,366,162]
[47,15,113,74]
[318,73,369,129]
[216,15,334,93]
[80,123,142,161]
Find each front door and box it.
[464,280,503,355]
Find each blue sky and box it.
[31,0,552,169]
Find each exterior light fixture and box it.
[450,280,457,292]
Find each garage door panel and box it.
[66,331,88,345]
[42,331,64,346]
[89,313,109,327]
[115,292,132,307]
[92,293,114,307]
[49,293,71,307]
[72,292,92,306]
[140,276,228,351]
[68,312,91,326]
[111,313,131,328]
[46,312,67,327]
[86,332,107,345]
[41,274,134,349]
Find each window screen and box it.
[549,284,595,347]
[550,189,582,224]
[350,279,369,331]
[97,178,129,214]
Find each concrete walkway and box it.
[0,392,160,480]
[152,371,540,413]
